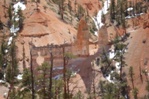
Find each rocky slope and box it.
[0,0,149,98]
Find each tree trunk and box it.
[23,44,26,69]
[30,49,35,99]
[63,46,67,99]
[49,49,53,99]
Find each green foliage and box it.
[133,87,138,99]
[8,5,12,21]
[99,30,129,98]
[129,66,134,78]
[0,20,3,30]
[101,11,105,23]
[103,82,118,99]
[53,0,66,19]
[17,8,24,30]
[36,62,50,99]
[10,41,19,76]
[77,5,85,20]
[129,66,134,89]
[114,43,126,52]
[64,52,75,59]
[31,0,35,2]
[8,5,13,28]
[5,64,12,82]
[98,80,127,99]
[111,71,120,81]
[68,0,72,12]
[11,88,32,99]
[90,20,97,34]
[100,49,113,75]
[64,52,75,65]
[52,79,64,98]
[142,69,148,76]
[0,70,3,79]
[37,62,50,72]
[9,88,16,99]
[52,0,61,4]
[98,80,105,97]
[73,90,84,99]
[0,35,7,79]
[22,68,31,87]
[6,41,19,83]
[146,81,149,92]
[110,0,115,20]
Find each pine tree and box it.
[74,0,77,13]
[0,37,6,69]
[146,81,149,94]
[142,69,148,81]
[133,87,138,99]
[17,8,24,31]
[100,49,113,76]
[77,5,85,20]
[110,0,115,21]
[29,47,35,99]
[8,5,13,28]
[22,68,31,87]
[36,62,50,99]
[129,66,134,89]
[53,0,66,20]
[48,46,53,99]
[6,41,19,99]
[73,90,84,99]
[61,0,65,20]
[113,37,127,80]
[68,0,72,22]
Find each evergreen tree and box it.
[129,66,134,89]
[133,87,138,99]
[146,81,149,94]
[0,39,6,69]
[17,8,24,31]
[6,41,19,99]
[52,0,66,20]
[22,68,31,87]
[8,5,13,28]
[77,4,85,20]
[100,49,113,76]
[36,62,50,99]
[110,0,115,21]
[73,90,84,99]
